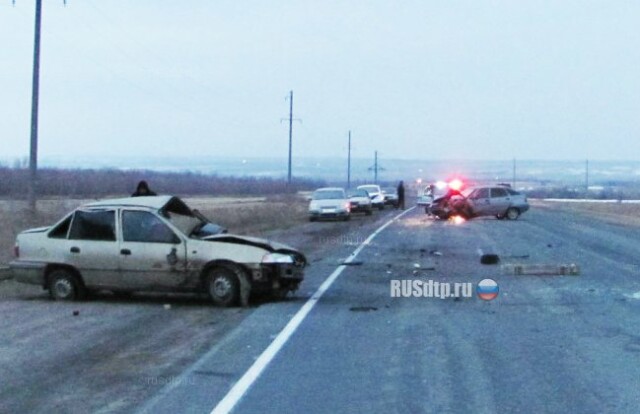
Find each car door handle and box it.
[70,247,80,253]
[120,249,131,255]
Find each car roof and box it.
[358,184,380,188]
[314,187,345,192]
[84,195,174,210]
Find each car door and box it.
[118,209,189,289]
[489,187,511,215]
[466,188,492,216]
[65,209,121,288]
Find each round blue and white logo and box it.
[477,279,499,301]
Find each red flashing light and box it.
[448,179,463,191]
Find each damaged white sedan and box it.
[9,196,306,306]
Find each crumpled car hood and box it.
[21,226,50,234]
[202,233,304,257]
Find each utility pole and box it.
[585,159,589,199]
[512,158,516,189]
[374,151,378,183]
[347,131,351,189]
[28,0,43,211]
[368,151,384,183]
[287,90,293,184]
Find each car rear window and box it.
[69,210,116,241]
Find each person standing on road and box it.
[397,180,405,210]
[132,180,157,197]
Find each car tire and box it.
[378,204,384,211]
[506,207,520,220]
[425,207,430,214]
[496,214,505,220]
[207,266,241,307]
[48,269,86,301]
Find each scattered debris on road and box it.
[502,263,580,275]
[349,306,378,312]
[480,254,501,265]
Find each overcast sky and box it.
[1,0,639,163]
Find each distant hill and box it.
[3,155,640,187]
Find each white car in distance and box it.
[308,188,351,221]
[357,184,385,210]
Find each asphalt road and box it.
[2,204,640,413]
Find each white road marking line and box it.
[210,207,415,414]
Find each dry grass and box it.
[0,195,308,265]
[533,200,640,227]
[187,195,308,236]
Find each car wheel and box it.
[378,204,384,211]
[506,207,520,220]
[207,267,240,307]
[48,269,86,301]
[425,207,429,214]
[496,214,505,220]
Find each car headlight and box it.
[262,253,294,264]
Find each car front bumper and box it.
[349,203,371,212]
[253,262,305,292]
[309,210,350,219]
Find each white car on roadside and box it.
[357,184,385,210]
[308,187,351,221]
[9,196,306,306]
